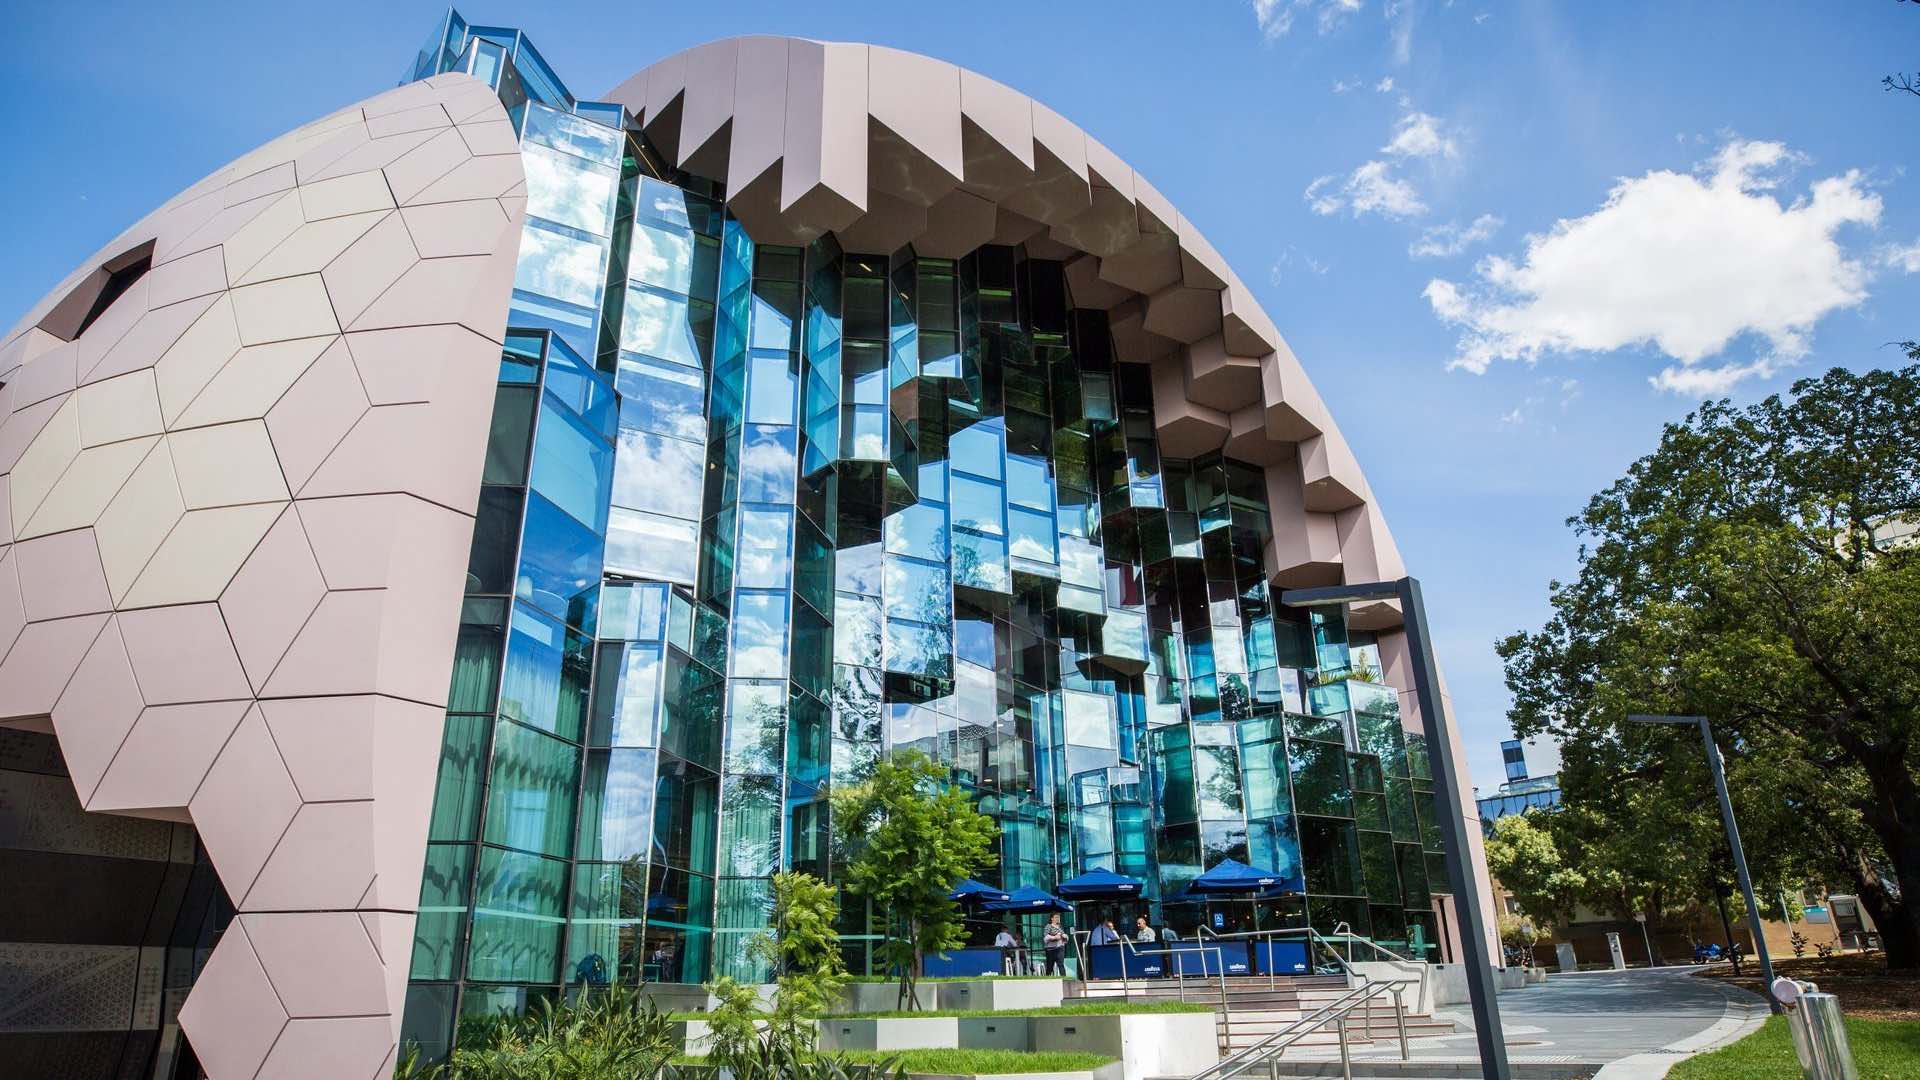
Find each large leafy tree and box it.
[1499,365,1920,969]
[833,750,999,1007]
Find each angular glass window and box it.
[514,222,607,309]
[884,555,949,623]
[428,714,492,841]
[467,847,568,983]
[1006,455,1051,511]
[724,680,787,775]
[952,531,1009,593]
[516,490,604,633]
[498,605,592,740]
[884,501,949,561]
[530,397,613,534]
[524,144,619,235]
[631,221,696,295]
[735,506,794,589]
[950,475,1004,536]
[621,285,703,368]
[729,591,790,679]
[484,718,582,856]
[525,103,623,165]
[576,748,660,862]
[737,424,798,503]
[612,430,704,520]
[616,353,706,443]
[746,349,798,426]
[410,843,472,980]
[950,421,1003,479]
[590,640,663,747]
[834,591,883,668]
[1007,506,1056,564]
[605,506,699,585]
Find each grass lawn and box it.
[1667,1015,1920,1079]
[839,1049,1118,1073]
[831,999,1214,1019]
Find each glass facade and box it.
[400,10,1458,1055]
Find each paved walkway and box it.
[1286,965,1770,1078]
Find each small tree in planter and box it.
[834,750,998,1010]
[756,871,849,1049]
[1497,914,1541,969]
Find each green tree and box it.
[1498,365,1920,969]
[752,871,849,1051]
[833,750,999,1008]
[1482,812,1583,929]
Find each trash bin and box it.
[1773,978,1858,1080]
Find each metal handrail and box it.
[1074,931,1234,1046]
[1328,921,1416,965]
[1191,924,1358,983]
[1185,977,1409,1080]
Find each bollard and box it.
[1774,978,1858,1080]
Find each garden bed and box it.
[1699,954,1920,1021]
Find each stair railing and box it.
[1183,977,1409,1080]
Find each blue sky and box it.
[6,1,1917,793]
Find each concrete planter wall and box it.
[911,1066,1123,1080]
[1030,1013,1219,1079]
[818,1015,961,1052]
[1347,960,1428,1013]
[1428,963,1471,1006]
[954,1015,1033,1050]
[841,982,939,1013]
[1525,966,1548,985]
[935,979,1066,1012]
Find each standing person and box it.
[1134,916,1157,943]
[1042,914,1069,976]
[994,923,1022,975]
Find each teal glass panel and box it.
[498,605,591,740]
[952,531,1008,593]
[717,775,782,877]
[1358,830,1400,904]
[1194,743,1243,820]
[1288,738,1353,818]
[566,858,647,985]
[530,395,613,535]
[1300,816,1361,897]
[516,491,603,633]
[588,641,662,747]
[883,618,952,679]
[448,597,506,713]
[467,847,568,983]
[525,102,622,165]
[883,556,948,623]
[653,758,719,872]
[428,714,492,841]
[576,748,659,862]
[484,719,581,856]
[723,680,786,774]
[631,221,696,295]
[411,843,473,979]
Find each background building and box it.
[1476,738,1561,836]
[0,9,1496,1075]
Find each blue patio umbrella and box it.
[1056,868,1145,899]
[948,878,1012,906]
[1186,858,1290,894]
[983,885,1073,913]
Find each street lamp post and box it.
[1626,714,1781,1013]
[1282,577,1510,1080]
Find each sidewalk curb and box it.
[1590,972,1770,1080]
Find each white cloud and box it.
[1303,109,1459,219]
[1409,213,1503,258]
[1387,0,1417,64]
[1253,0,1362,39]
[1270,246,1333,283]
[1306,160,1427,218]
[1883,240,1920,273]
[1425,139,1881,395]
[1332,78,1362,93]
[1474,11,1492,24]
[1375,76,1396,92]
[1383,111,1458,159]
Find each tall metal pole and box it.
[1696,717,1781,1012]
[1396,577,1512,1080]
[1281,577,1511,1080]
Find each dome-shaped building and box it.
[0,10,1496,1076]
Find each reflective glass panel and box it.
[605,507,699,585]
[576,748,659,862]
[729,591,789,678]
[484,719,581,856]
[621,285,702,368]
[524,144,618,235]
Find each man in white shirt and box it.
[1134,916,1158,943]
